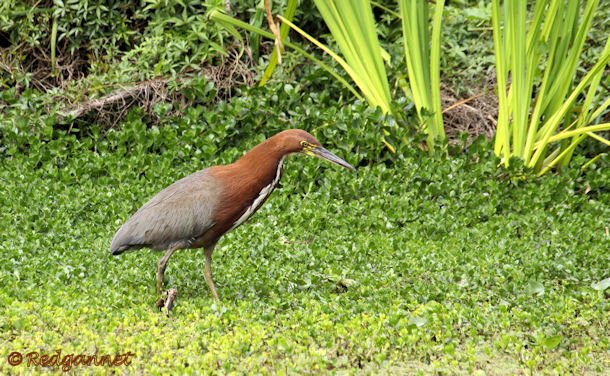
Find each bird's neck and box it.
[219,139,287,231]
[235,137,287,171]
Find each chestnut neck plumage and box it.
[234,133,296,170]
[210,135,294,235]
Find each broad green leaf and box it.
[543,335,562,349]
[591,277,610,291]
[526,280,545,296]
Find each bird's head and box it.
[276,129,356,171]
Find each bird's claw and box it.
[155,287,167,309]
[155,295,165,310]
[155,288,178,315]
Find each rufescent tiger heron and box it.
[110,129,355,301]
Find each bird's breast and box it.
[228,156,284,231]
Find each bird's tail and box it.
[109,221,144,255]
[110,246,127,255]
[110,242,145,255]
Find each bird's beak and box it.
[309,146,356,171]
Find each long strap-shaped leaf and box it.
[278,14,389,113]
[492,0,510,162]
[210,10,362,100]
[399,0,445,148]
[259,0,298,86]
[312,0,391,113]
[492,0,608,172]
[529,52,610,167]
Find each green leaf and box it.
[591,277,610,291]
[492,0,610,173]
[543,335,562,349]
[409,316,427,328]
[259,0,298,86]
[399,0,446,149]
[525,280,545,296]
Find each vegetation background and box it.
[1,0,609,373]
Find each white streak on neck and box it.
[229,157,284,231]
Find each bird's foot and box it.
[155,285,167,310]
[155,288,178,315]
[155,294,166,310]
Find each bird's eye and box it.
[301,141,315,150]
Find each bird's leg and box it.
[203,245,219,301]
[157,246,177,295]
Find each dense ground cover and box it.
[2,0,609,374]
[1,118,609,373]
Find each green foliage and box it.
[209,9,362,100]
[1,4,609,372]
[258,0,298,86]
[440,1,495,96]
[399,0,445,148]
[121,0,230,78]
[308,0,392,113]
[492,0,610,174]
[213,1,447,150]
[0,0,137,63]
[1,120,609,373]
[0,0,232,90]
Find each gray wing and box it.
[110,169,221,253]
